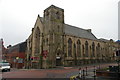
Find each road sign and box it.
[42,50,48,58]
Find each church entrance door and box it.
[56,57,62,66]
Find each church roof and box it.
[39,16,97,40]
[98,38,110,42]
[64,24,97,40]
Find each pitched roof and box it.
[38,17,97,40]
[98,38,110,42]
[64,24,97,40]
[7,41,27,53]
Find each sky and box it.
[0,0,119,47]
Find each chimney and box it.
[7,45,12,48]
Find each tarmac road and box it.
[2,62,117,79]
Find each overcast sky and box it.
[0,0,119,47]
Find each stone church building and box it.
[26,5,119,69]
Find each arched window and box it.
[74,43,76,54]
[90,46,91,57]
[92,42,95,57]
[85,41,88,57]
[96,47,98,57]
[97,43,100,57]
[74,43,76,57]
[35,27,40,54]
[82,45,85,57]
[46,11,49,16]
[46,38,48,45]
[77,40,81,57]
[56,11,60,19]
[58,25,60,32]
[68,38,72,57]
[74,43,77,65]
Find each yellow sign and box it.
[70,75,80,80]
[16,57,19,59]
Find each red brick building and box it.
[0,38,7,61]
[5,41,27,69]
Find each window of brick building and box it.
[35,27,40,54]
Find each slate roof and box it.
[38,17,97,40]
[98,38,110,42]
[64,24,97,40]
[7,41,27,53]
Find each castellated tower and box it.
[43,5,64,68]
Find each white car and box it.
[0,62,10,72]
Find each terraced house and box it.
[25,5,119,69]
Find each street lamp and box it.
[16,57,19,68]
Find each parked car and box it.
[0,61,10,72]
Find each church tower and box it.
[43,5,64,68]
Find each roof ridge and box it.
[64,24,97,40]
[64,24,88,31]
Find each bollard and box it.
[85,67,87,76]
[93,66,96,80]
[78,67,82,79]
[83,69,85,77]
[82,69,85,80]
[99,65,100,70]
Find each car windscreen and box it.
[0,62,10,66]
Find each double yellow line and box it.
[70,75,81,80]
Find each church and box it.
[25,5,119,69]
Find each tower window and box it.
[56,11,60,19]
[56,11,59,15]
[46,11,49,16]
[58,25,60,32]
[46,38,48,45]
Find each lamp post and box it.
[16,57,19,68]
[93,66,96,80]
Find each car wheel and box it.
[2,69,5,72]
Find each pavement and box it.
[1,62,118,78]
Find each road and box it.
[1,63,117,79]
